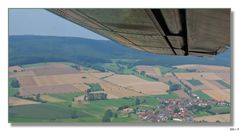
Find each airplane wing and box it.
[47,9,230,57]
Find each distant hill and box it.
[9,35,231,67]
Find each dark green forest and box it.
[9,35,231,67]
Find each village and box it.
[9,62,231,123]
[136,98,230,122]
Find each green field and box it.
[54,117,100,122]
[9,103,92,122]
[157,66,188,75]
[138,93,179,106]
[194,90,212,100]
[216,80,230,89]
[102,62,135,74]
[193,111,211,117]
[188,79,203,86]
[72,93,179,120]
[9,93,179,122]
[111,114,142,122]
[102,62,158,81]
[209,106,230,114]
[49,92,84,101]
[9,61,182,123]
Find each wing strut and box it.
[151,9,177,55]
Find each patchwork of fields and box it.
[8,62,231,123]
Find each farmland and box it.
[8,62,231,123]
[193,114,230,123]
[194,90,212,100]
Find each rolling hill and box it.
[9,35,231,67]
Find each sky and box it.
[9,9,107,40]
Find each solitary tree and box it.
[36,94,41,101]
[140,71,146,76]
[135,97,140,105]
[11,79,20,88]
[102,109,113,122]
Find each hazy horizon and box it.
[9,9,108,40]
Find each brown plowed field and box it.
[27,63,79,76]
[20,84,80,96]
[9,71,35,78]
[174,90,190,98]
[175,73,222,80]
[136,65,161,76]
[9,66,24,72]
[17,76,37,86]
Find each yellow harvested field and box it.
[216,73,231,84]
[89,72,114,79]
[127,82,169,95]
[72,83,88,92]
[40,95,65,102]
[103,74,169,96]
[104,74,150,87]
[33,73,99,86]
[9,97,39,106]
[195,79,230,102]
[154,67,162,76]
[175,73,222,80]
[202,89,230,102]
[193,114,230,122]
[210,80,228,89]
[99,81,144,98]
[199,79,222,90]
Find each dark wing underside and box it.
[47,9,230,57]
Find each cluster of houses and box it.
[137,98,230,122]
